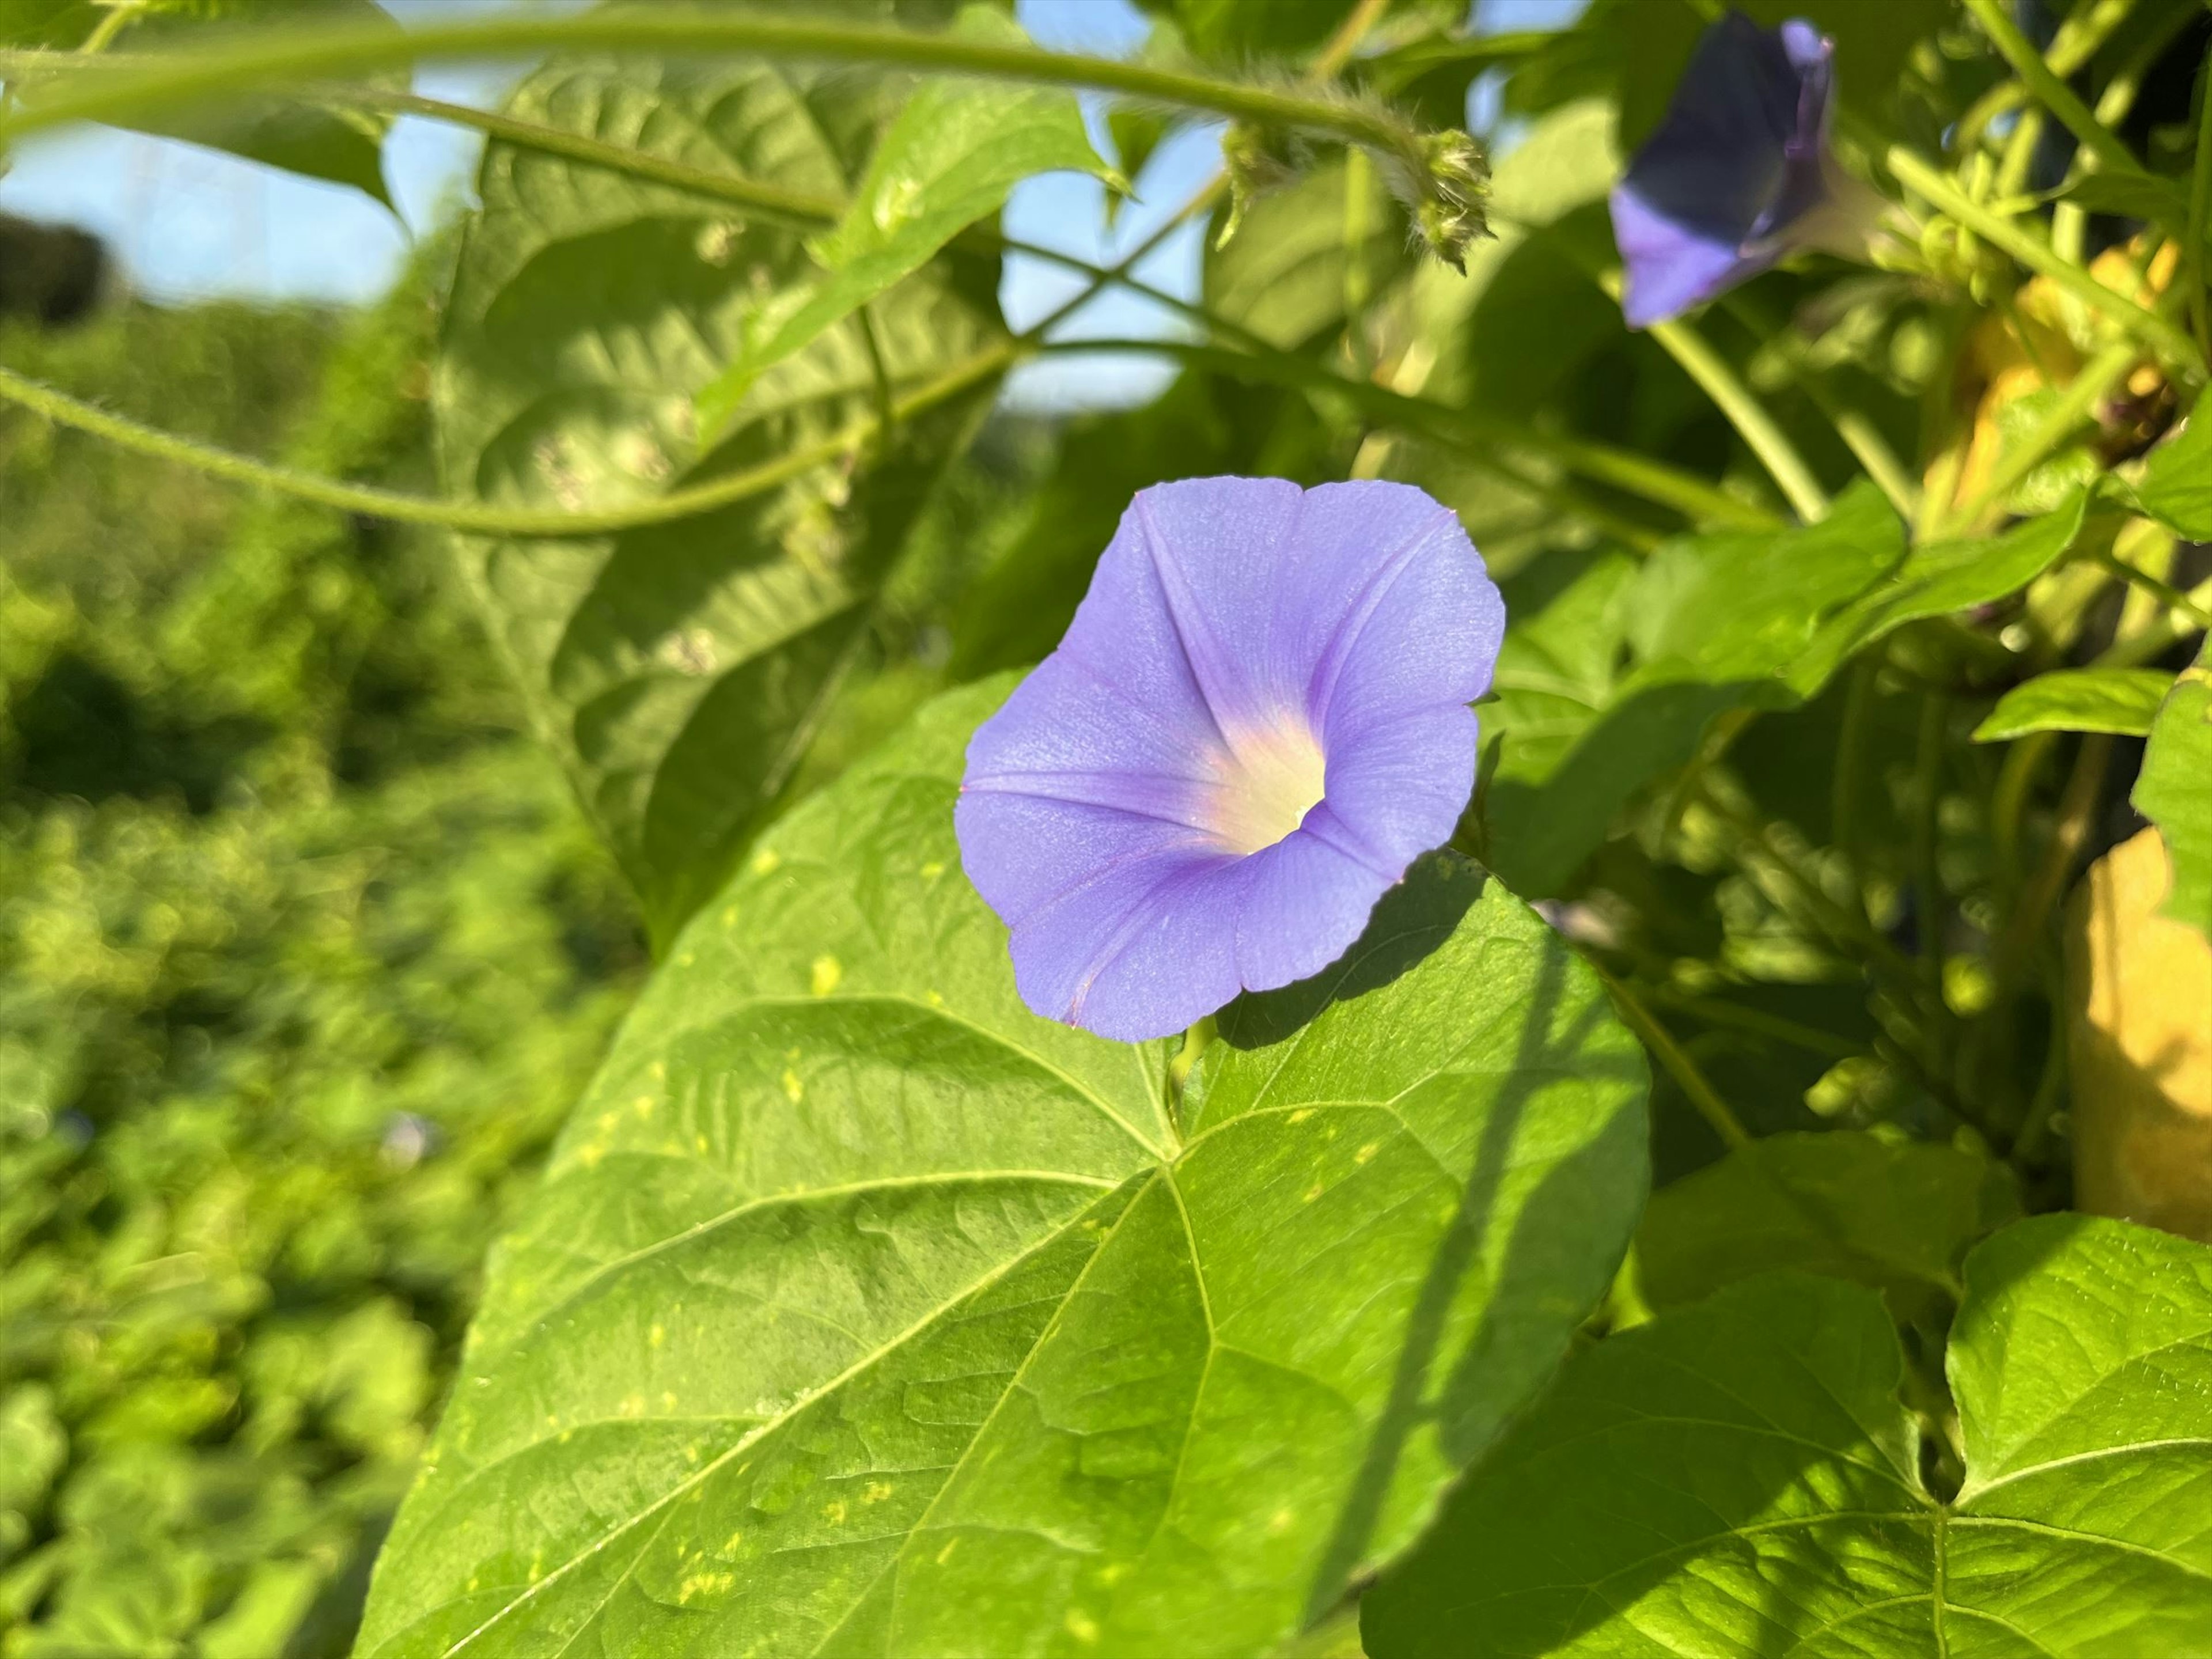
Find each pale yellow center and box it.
[1206,723,1328,856]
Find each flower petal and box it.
[1233,821,1396,994]
[1317,704,1480,876]
[1007,849,1250,1041]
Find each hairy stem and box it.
[0,13,1450,213]
[0,346,1013,537]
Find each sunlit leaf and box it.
[354,680,1650,1659]
[1366,1215,2212,1659]
[1972,665,2175,740]
[1205,153,1410,353]
[1636,1130,2019,1324]
[2124,411,2212,540]
[2,0,402,204]
[2131,641,2212,938]
[435,47,1008,947]
[1786,490,2087,695]
[696,7,1110,433]
[1482,483,1903,896]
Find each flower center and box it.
[1206,721,1328,857]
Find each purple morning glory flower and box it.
[955,477,1504,1043]
[1609,10,1878,328]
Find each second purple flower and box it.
[956,477,1504,1043]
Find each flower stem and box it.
[1960,0,2146,184]
[0,345,1013,537]
[1887,146,2206,380]
[1631,295,1832,522]
[0,12,1450,218]
[1594,970,1753,1150]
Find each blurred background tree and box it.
[0,247,648,1657]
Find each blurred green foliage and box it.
[0,264,645,1656]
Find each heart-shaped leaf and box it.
[354,681,1650,1659]
[435,46,1009,946]
[1365,1213,2212,1658]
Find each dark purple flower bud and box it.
[1609,11,1879,328]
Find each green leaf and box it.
[354,680,1650,1659]
[2132,642,2212,938]
[1365,1214,2212,1659]
[1482,484,1904,896]
[1636,1131,2020,1325]
[1786,491,2088,695]
[2061,170,2194,234]
[1205,152,1411,353]
[2125,411,2212,540]
[10,0,404,204]
[435,50,1009,948]
[696,7,1109,433]
[1972,666,2176,741]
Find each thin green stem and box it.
[0,13,1449,210]
[0,345,1013,537]
[1889,146,2205,380]
[79,3,145,55]
[346,78,1748,540]
[1639,302,1831,522]
[1596,971,1753,1150]
[1034,336,1752,534]
[1642,986,1860,1060]
[1961,0,2145,183]
[2083,546,2212,631]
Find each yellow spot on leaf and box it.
[721,904,740,928]
[1355,1141,1380,1165]
[1065,1611,1100,1644]
[782,1068,804,1103]
[649,1323,665,1349]
[1304,1183,1324,1203]
[824,1500,847,1524]
[1288,1107,1315,1124]
[935,1538,960,1566]
[921,861,945,880]
[862,1481,893,1504]
[633,1094,655,1118]
[811,955,843,997]
[1268,1507,1296,1535]
[751,848,781,876]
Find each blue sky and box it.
[0,0,1569,409]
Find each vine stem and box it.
[1593,969,1753,1150]
[0,346,1013,537]
[1635,298,1831,522]
[1960,0,2145,184]
[1887,147,2206,380]
[0,12,1444,201]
